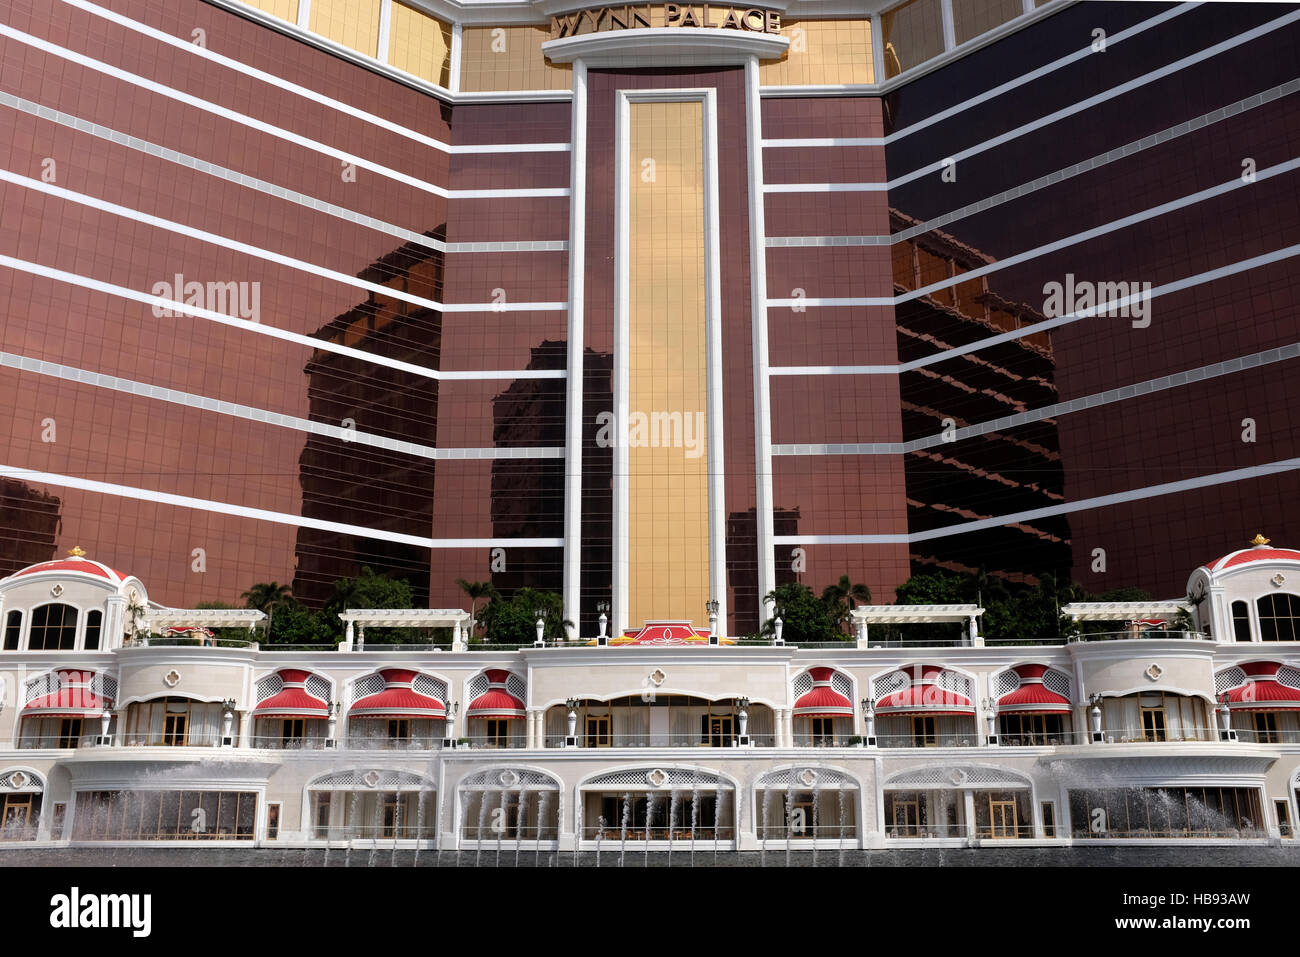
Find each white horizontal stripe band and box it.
[773,457,1300,545]
[769,240,1300,376]
[62,0,573,155]
[0,22,450,198]
[0,24,566,200]
[770,343,1300,455]
[762,182,885,193]
[0,464,564,550]
[0,349,564,462]
[767,156,1300,315]
[765,78,1298,247]
[0,253,566,382]
[885,12,1300,190]
[760,3,1197,149]
[0,168,567,316]
[0,90,570,255]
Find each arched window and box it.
[1232,601,1252,642]
[28,605,78,651]
[84,610,103,651]
[3,611,20,650]
[1257,594,1300,642]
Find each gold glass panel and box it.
[951,0,1024,46]
[627,101,710,628]
[881,0,945,79]
[308,0,382,58]
[459,26,572,92]
[759,19,874,86]
[388,1,453,87]
[242,0,298,22]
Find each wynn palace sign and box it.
[550,4,783,37]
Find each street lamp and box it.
[566,697,580,743]
[861,698,876,744]
[1088,692,1104,743]
[735,695,750,743]
[534,608,546,646]
[597,600,610,644]
[706,598,720,643]
[220,698,237,747]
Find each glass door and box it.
[1140,707,1166,742]
[585,715,611,747]
[0,794,34,839]
[989,798,1019,838]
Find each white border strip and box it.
[613,88,727,636]
[766,156,1300,314]
[0,89,568,255]
[59,0,571,155]
[0,253,564,383]
[746,55,776,627]
[0,464,563,549]
[0,350,564,462]
[761,11,1299,192]
[762,4,1194,143]
[0,169,566,316]
[561,58,588,639]
[0,23,568,200]
[766,77,1299,247]
[773,458,1300,546]
[770,342,1300,456]
[769,240,1300,377]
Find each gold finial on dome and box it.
[67,545,87,558]
[1250,533,1270,547]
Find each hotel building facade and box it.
[0,0,1299,850]
[1,539,1300,848]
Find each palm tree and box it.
[241,582,293,638]
[821,575,872,634]
[456,579,499,637]
[968,566,1010,608]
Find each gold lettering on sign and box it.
[550,4,782,38]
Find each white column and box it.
[103,594,125,649]
[963,790,976,840]
[238,712,252,748]
[562,58,588,640]
[701,88,728,638]
[744,54,776,628]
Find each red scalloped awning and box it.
[350,668,445,719]
[467,669,524,719]
[1225,681,1300,711]
[876,686,973,714]
[255,670,329,719]
[794,667,853,718]
[998,664,1070,714]
[23,688,112,717]
[998,684,1071,714]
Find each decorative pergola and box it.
[1060,601,1193,639]
[337,608,473,651]
[849,605,985,647]
[141,608,267,644]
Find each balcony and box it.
[877,733,981,748]
[543,733,777,748]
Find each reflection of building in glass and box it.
[891,210,1070,584]
[0,479,61,577]
[293,231,445,607]
[487,341,566,596]
[727,506,801,635]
